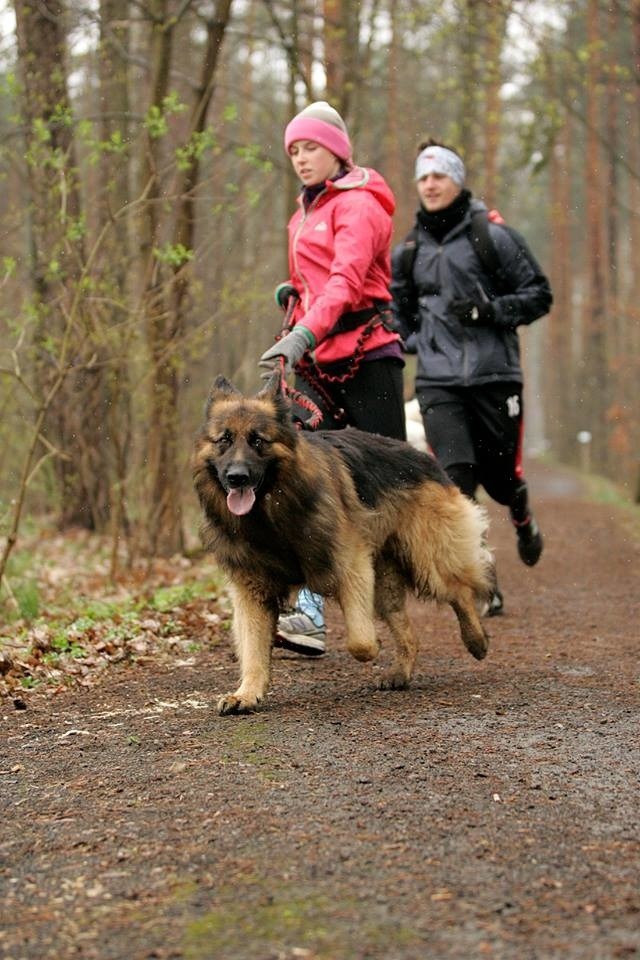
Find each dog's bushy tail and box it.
[399,484,494,604]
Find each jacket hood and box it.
[327,166,396,216]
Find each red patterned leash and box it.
[295,306,393,425]
[275,296,324,431]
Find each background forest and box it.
[0,0,638,586]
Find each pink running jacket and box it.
[284,166,401,366]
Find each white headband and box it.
[415,146,466,186]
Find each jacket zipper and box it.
[441,241,470,385]
[434,242,470,379]
[291,190,327,313]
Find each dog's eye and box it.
[212,430,233,448]
[248,433,268,451]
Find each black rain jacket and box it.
[390,198,553,389]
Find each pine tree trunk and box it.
[628,0,640,496]
[14,0,111,530]
[483,1,510,207]
[582,0,609,472]
[143,0,233,556]
[98,0,134,564]
[140,0,180,555]
[385,0,412,236]
[458,0,481,179]
[547,111,574,462]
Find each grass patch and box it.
[535,455,640,540]
[1,548,43,621]
[581,473,640,541]
[583,472,638,507]
[13,579,40,621]
[0,541,229,695]
[150,581,214,612]
[74,598,121,621]
[48,625,88,658]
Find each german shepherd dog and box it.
[192,373,494,715]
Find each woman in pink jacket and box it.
[259,100,406,655]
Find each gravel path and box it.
[2,461,639,960]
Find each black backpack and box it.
[397,209,544,297]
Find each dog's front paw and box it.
[347,636,380,663]
[217,692,262,716]
[463,627,489,661]
[378,667,411,691]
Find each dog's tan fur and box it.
[192,374,494,715]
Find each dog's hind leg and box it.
[400,484,491,662]
[336,550,380,663]
[450,587,489,661]
[374,560,417,690]
[217,584,277,716]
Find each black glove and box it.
[274,283,299,311]
[258,325,315,377]
[401,333,418,354]
[448,298,495,327]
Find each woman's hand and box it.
[258,326,316,377]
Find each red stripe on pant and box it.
[514,415,525,481]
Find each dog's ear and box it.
[211,375,241,396]
[205,376,242,416]
[256,370,292,424]
[256,369,282,402]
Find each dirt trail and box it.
[2,461,639,960]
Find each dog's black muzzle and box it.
[224,463,252,490]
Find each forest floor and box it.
[1,459,639,960]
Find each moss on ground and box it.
[183,888,423,959]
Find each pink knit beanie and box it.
[284,101,352,162]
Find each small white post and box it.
[576,430,592,474]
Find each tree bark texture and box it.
[582,0,609,471]
[14,0,112,531]
[142,0,233,557]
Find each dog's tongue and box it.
[226,487,256,516]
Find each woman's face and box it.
[289,140,342,186]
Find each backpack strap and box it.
[398,213,516,296]
[401,215,506,292]
[468,209,509,293]
[399,225,419,278]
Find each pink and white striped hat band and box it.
[415,145,466,185]
[284,101,352,162]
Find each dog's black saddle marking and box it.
[308,427,450,509]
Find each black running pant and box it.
[295,357,406,440]
[417,382,525,505]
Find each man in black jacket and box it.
[390,139,553,615]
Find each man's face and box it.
[416,172,461,212]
